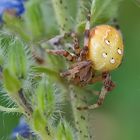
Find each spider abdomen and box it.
[88,25,124,72]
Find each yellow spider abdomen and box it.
[88,25,124,72]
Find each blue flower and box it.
[11,117,34,139]
[0,0,26,23]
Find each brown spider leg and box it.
[46,49,77,62]
[45,32,80,61]
[77,72,115,110]
[60,60,92,77]
[89,75,103,84]
[70,32,81,56]
[80,11,91,60]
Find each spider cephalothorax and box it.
[46,12,124,110]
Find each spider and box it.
[46,12,124,110]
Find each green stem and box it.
[76,0,87,24]
[69,86,91,140]
[75,0,90,32]
[51,0,72,33]
[50,1,92,139]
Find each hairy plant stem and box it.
[50,1,92,139]
[69,86,91,140]
[76,0,88,24]
[75,0,90,32]
[51,0,72,33]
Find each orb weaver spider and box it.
[46,12,124,110]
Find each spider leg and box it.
[46,49,77,62]
[89,75,103,84]
[77,72,115,110]
[80,11,91,60]
[46,32,80,60]
[70,32,81,56]
[60,60,92,77]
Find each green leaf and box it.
[77,0,122,32]
[3,13,30,42]
[34,76,56,118]
[45,81,56,116]
[32,108,53,140]
[32,108,46,131]
[3,68,21,93]
[7,39,27,79]
[91,0,122,25]
[32,66,58,78]
[35,77,46,113]
[56,120,74,140]
[0,49,4,66]
[25,1,45,40]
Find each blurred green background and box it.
[0,0,140,139]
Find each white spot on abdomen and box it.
[105,40,110,45]
[102,52,107,58]
[117,49,122,55]
[110,58,115,64]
